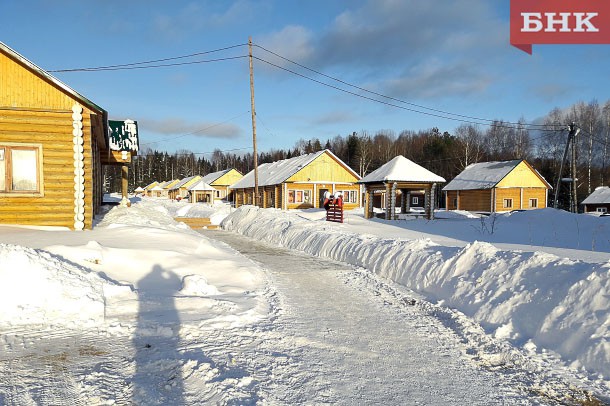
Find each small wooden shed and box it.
[443,160,551,213]
[200,168,243,201]
[359,155,445,220]
[581,186,610,214]
[230,149,361,210]
[0,41,117,229]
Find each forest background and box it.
[104,99,610,210]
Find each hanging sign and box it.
[108,120,139,152]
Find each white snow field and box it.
[0,197,607,404]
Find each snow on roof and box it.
[170,175,201,190]
[442,160,521,191]
[359,155,445,184]
[134,186,145,192]
[230,150,357,189]
[201,169,231,184]
[581,186,610,204]
[187,180,215,191]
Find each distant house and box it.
[161,179,181,198]
[200,169,243,201]
[581,186,610,213]
[359,155,445,220]
[168,175,201,200]
[0,40,134,229]
[443,160,551,213]
[143,181,159,197]
[230,149,362,210]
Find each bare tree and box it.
[454,124,484,169]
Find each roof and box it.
[442,160,522,191]
[188,180,215,191]
[230,149,359,189]
[170,175,201,190]
[201,169,233,184]
[581,186,610,204]
[359,155,445,184]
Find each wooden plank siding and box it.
[494,187,547,212]
[448,189,492,212]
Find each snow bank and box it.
[0,244,134,327]
[222,206,610,379]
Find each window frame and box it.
[597,207,608,213]
[338,190,358,204]
[503,198,513,209]
[288,189,312,204]
[0,143,44,197]
[529,198,538,208]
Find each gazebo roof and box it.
[359,155,445,184]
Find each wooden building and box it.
[230,149,362,210]
[0,41,126,229]
[359,155,445,220]
[143,181,159,197]
[200,169,242,201]
[168,175,201,200]
[443,160,551,213]
[581,186,610,214]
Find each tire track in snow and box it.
[204,230,535,405]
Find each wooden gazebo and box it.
[359,155,445,220]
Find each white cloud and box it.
[140,118,242,139]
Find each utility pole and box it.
[570,123,579,213]
[553,123,579,211]
[248,36,259,206]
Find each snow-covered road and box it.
[203,230,564,405]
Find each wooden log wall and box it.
[0,108,97,229]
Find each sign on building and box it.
[108,120,139,152]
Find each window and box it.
[338,190,358,204]
[597,207,607,213]
[412,196,419,205]
[288,189,311,204]
[0,144,43,195]
[503,198,513,209]
[529,198,538,208]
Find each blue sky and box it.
[2,0,609,157]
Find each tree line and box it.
[104,99,610,210]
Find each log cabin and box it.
[359,155,445,220]
[443,160,551,213]
[230,149,361,210]
[581,186,610,214]
[200,168,242,202]
[0,41,119,229]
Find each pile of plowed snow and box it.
[0,244,134,327]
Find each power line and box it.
[50,55,247,72]
[48,43,247,72]
[253,55,562,132]
[140,111,251,147]
[252,43,556,131]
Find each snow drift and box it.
[222,206,610,379]
[0,243,135,327]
